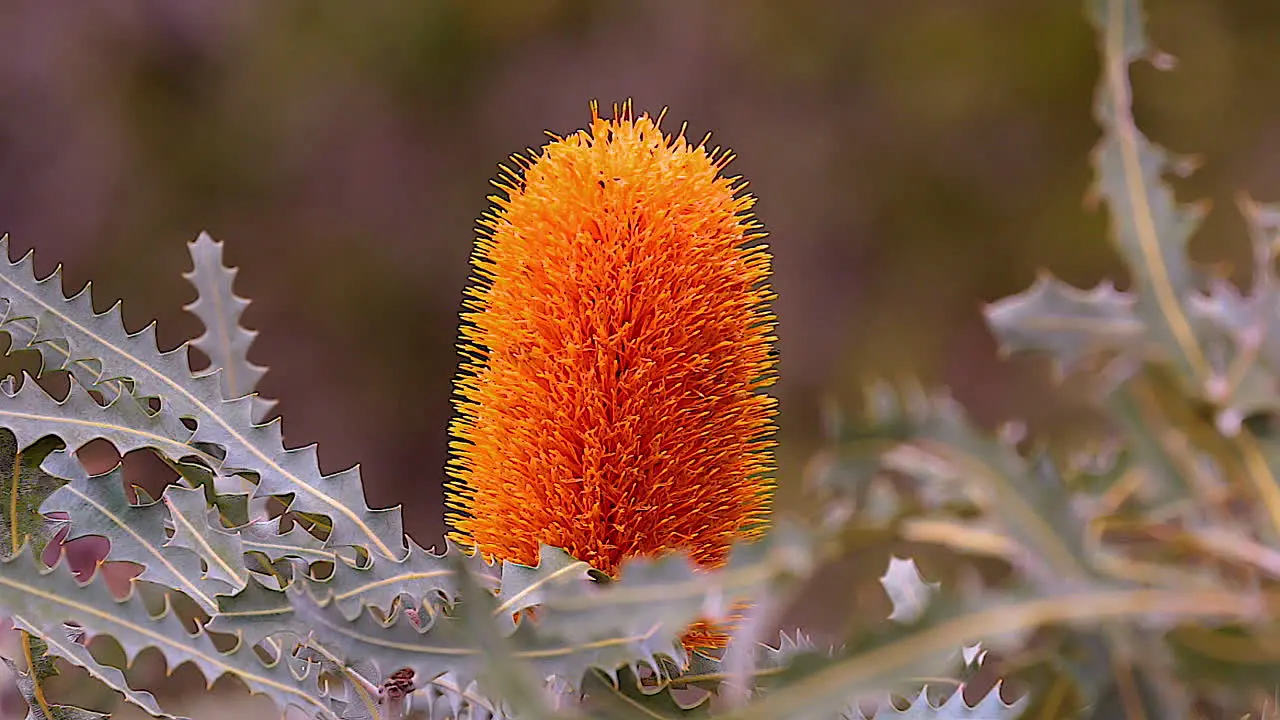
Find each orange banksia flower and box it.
[446,102,778,649]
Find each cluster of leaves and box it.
[0,0,1274,717]
[0,220,1002,720]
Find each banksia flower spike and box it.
[446,101,778,650]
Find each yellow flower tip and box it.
[445,102,778,649]
[678,600,756,654]
[681,620,733,653]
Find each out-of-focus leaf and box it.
[1079,653,1186,720]
[1183,196,1280,516]
[282,557,664,701]
[984,274,1141,378]
[865,683,1024,719]
[580,665,711,718]
[748,597,980,720]
[535,521,818,655]
[212,522,818,717]
[879,557,938,625]
[409,670,503,720]
[1166,623,1280,692]
[1101,367,1202,506]
[867,383,1095,590]
[1086,0,1211,390]
[729,583,1257,720]
[494,545,590,632]
[453,550,563,720]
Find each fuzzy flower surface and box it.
[446,103,778,646]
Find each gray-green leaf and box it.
[182,232,275,423]
[1087,0,1211,389]
[163,485,249,592]
[0,237,405,561]
[0,545,335,720]
[38,450,234,612]
[984,274,1141,377]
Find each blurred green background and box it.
[0,0,1276,567]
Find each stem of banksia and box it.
[445,101,778,651]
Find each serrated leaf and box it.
[162,485,248,592]
[453,550,562,720]
[416,672,502,720]
[279,567,641,701]
[1185,198,1280,436]
[984,274,1141,377]
[182,232,275,423]
[866,684,1024,719]
[169,460,253,529]
[0,430,66,560]
[6,625,173,719]
[0,545,337,720]
[212,544,595,717]
[0,237,405,561]
[283,581,492,704]
[1087,0,1211,388]
[205,578,317,651]
[0,631,104,720]
[0,372,212,469]
[212,523,818,717]
[38,450,233,612]
[745,599,980,720]
[315,537,499,618]
[635,631,821,701]
[494,546,590,632]
[0,285,129,411]
[239,515,333,566]
[208,538,499,659]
